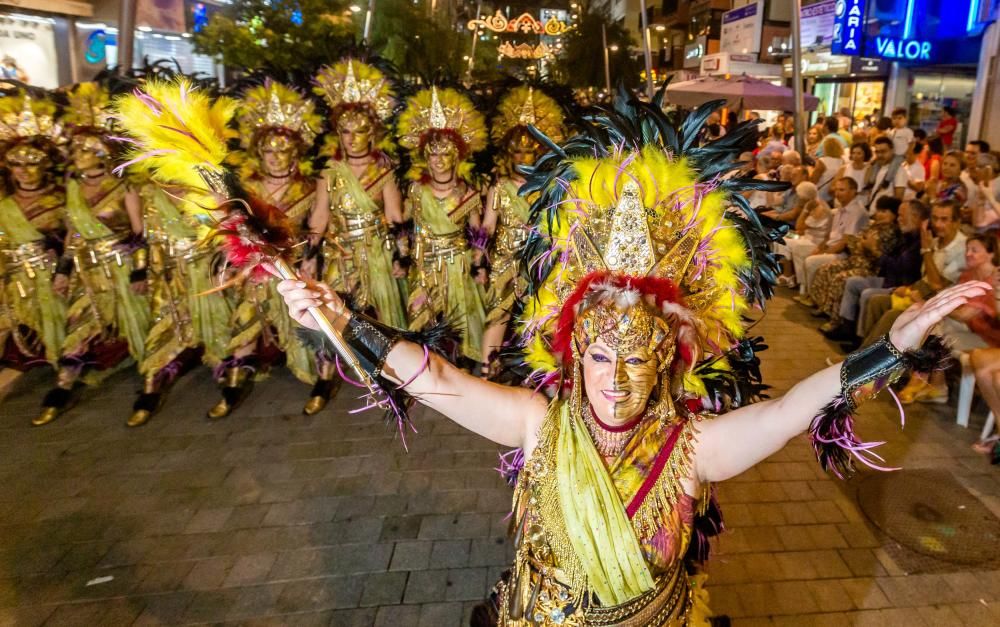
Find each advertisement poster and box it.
[0,18,58,88]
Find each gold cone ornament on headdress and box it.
[237,80,322,149]
[491,85,565,145]
[313,59,397,124]
[0,92,65,145]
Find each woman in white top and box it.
[811,137,844,204]
[835,142,871,206]
[776,181,832,287]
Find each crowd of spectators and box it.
[742,108,1000,464]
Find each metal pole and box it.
[466,0,481,80]
[790,0,806,154]
[363,0,376,41]
[602,23,611,94]
[117,0,136,74]
[638,0,654,99]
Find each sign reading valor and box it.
[872,36,932,61]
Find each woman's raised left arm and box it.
[695,281,992,482]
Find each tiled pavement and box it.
[1,291,999,626]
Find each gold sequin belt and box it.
[334,212,391,247]
[415,230,468,264]
[495,223,531,256]
[501,558,690,626]
[2,241,54,277]
[70,233,133,272]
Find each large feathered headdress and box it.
[491,85,565,146]
[62,82,114,135]
[397,86,487,182]
[313,58,398,159]
[0,91,65,146]
[237,79,322,150]
[515,92,784,411]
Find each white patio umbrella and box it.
[665,75,819,112]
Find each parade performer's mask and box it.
[70,133,110,172]
[337,111,375,159]
[576,299,673,424]
[6,144,49,190]
[257,131,297,178]
[425,139,458,184]
[507,131,539,169]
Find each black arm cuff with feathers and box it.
[341,313,402,380]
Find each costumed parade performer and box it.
[0,92,67,371]
[208,79,328,419]
[116,81,987,626]
[481,86,565,376]
[398,86,489,367]
[35,83,149,426]
[312,58,408,329]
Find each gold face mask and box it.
[337,110,375,158]
[576,300,673,423]
[6,145,49,190]
[258,131,296,177]
[425,138,458,183]
[507,132,539,168]
[70,134,109,172]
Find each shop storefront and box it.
[829,0,996,145]
[783,51,889,125]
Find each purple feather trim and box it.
[212,355,256,380]
[686,487,724,565]
[496,448,524,487]
[466,225,491,253]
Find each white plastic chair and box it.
[982,411,996,442]
[955,352,998,438]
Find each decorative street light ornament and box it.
[498,41,555,59]
[467,10,572,36]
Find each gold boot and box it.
[207,366,251,419]
[34,386,73,427]
[303,374,341,416]
[128,379,162,427]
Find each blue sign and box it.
[831,0,866,55]
[722,2,758,24]
[870,36,932,61]
[84,30,114,64]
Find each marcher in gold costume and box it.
[0,92,67,370]
[481,86,565,375]
[313,59,407,330]
[128,183,232,426]
[208,80,327,418]
[398,86,488,365]
[35,83,150,426]
[278,96,975,624]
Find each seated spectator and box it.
[830,199,931,343]
[962,139,991,198]
[775,183,832,288]
[811,196,901,331]
[928,150,969,208]
[758,124,787,160]
[856,200,968,346]
[837,142,871,205]
[744,154,777,209]
[811,137,844,204]
[969,152,1000,232]
[761,164,807,223]
[816,116,849,156]
[793,177,869,304]
[805,125,822,158]
[865,136,907,210]
[781,149,802,167]
[970,347,1000,463]
[898,234,999,404]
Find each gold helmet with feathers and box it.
[62,82,114,133]
[236,79,321,177]
[0,91,65,145]
[313,58,398,158]
[491,86,565,146]
[397,86,487,181]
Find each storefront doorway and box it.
[812,80,886,126]
[906,71,977,147]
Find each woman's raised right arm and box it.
[276,279,548,448]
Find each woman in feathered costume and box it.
[481,86,566,376]
[277,93,980,624]
[34,82,150,426]
[208,79,328,419]
[312,58,408,331]
[398,85,488,366]
[0,91,67,373]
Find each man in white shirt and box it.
[902,141,927,200]
[794,178,869,304]
[867,137,907,210]
[889,108,914,156]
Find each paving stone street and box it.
[1,291,1000,626]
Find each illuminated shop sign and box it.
[831,0,865,55]
[871,36,931,60]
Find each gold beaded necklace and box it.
[581,404,643,458]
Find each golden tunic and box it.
[486,177,535,325]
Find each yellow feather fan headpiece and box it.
[62,82,114,133]
[491,86,565,146]
[314,59,397,125]
[397,86,487,181]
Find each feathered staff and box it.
[112,78,374,392]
